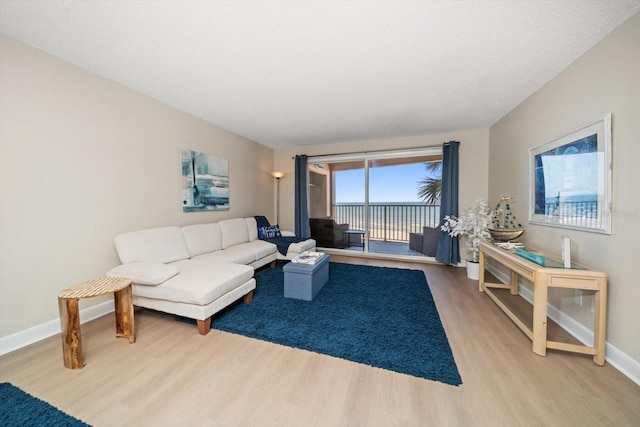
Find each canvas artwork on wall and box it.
[182,149,229,212]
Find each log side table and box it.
[58,277,136,369]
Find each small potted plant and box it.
[441,197,491,280]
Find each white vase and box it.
[466,260,480,280]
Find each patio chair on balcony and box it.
[409,226,439,257]
[309,217,349,248]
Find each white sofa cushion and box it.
[115,227,190,264]
[191,247,255,265]
[243,239,278,259]
[133,260,253,305]
[106,261,178,286]
[181,223,222,257]
[223,244,265,263]
[245,217,259,241]
[219,218,249,249]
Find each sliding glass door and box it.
[367,155,441,255]
[308,148,442,258]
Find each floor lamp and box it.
[271,171,285,225]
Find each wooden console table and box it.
[58,277,136,369]
[478,241,607,365]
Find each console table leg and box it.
[510,270,519,295]
[58,297,84,369]
[593,280,607,365]
[478,250,485,292]
[114,285,136,343]
[532,275,548,357]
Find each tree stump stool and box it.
[58,277,135,369]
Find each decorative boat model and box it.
[489,196,525,242]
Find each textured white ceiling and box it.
[1,1,639,149]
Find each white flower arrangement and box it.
[441,197,491,262]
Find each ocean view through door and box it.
[308,149,442,258]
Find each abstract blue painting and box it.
[182,149,229,211]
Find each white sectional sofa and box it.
[107,217,315,335]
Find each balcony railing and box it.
[333,203,440,242]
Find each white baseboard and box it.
[486,264,640,387]
[0,301,114,357]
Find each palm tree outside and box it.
[417,161,442,205]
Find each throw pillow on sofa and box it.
[258,225,282,240]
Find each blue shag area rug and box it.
[0,382,91,426]
[186,262,462,386]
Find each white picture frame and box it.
[529,114,612,234]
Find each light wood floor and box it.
[1,256,638,426]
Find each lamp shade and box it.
[271,171,286,179]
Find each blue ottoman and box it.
[283,255,330,301]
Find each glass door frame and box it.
[308,146,442,256]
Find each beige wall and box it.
[0,36,274,337]
[489,13,640,360]
[273,129,490,249]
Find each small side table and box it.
[343,229,365,250]
[58,277,136,369]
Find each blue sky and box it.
[335,163,440,203]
